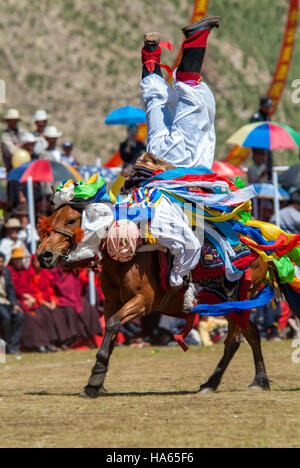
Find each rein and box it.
[37,216,85,253]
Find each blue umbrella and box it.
[253,183,290,200]
[105,105,146,125]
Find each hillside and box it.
[0,0,299,166]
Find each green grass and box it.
[0,341,300,448]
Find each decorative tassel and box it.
[73,227,85,244]
[37,217,53,240]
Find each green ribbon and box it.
[273,255,295,284]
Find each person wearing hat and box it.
[32,110,49,156]
[1,109,27,209]
[40,125,63,162]
[0,251,24,355]
[61,141,78,168]
[11,204,40,248]
[250,97,274,182]
[1,109,27,172]
[20,132,38,159]
[0,218,30,266]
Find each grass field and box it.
[0,340,300,448]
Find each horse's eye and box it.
[67,219,76,226]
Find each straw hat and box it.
[44,125,62,138]
[3,108,21,120]
[11,247,25,259]
[33,109,49,122]
[4,218,22,229]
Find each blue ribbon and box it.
[191,286,275,316]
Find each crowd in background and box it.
[0,104,300,356]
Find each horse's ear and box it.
[51,186,55,195]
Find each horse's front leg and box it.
[79,294,146,398]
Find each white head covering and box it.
[44,125,62,138]
[3,108,21,120]
[33,109,49,122]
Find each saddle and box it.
[124,152,175,191]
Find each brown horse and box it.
[36,202,270,398]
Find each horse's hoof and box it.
[248,385,264,392]
[78,386,103,398]
[198,386,215,394]
[248,375,270,391]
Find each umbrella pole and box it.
[272,169,280,228]
[27,176,37,254]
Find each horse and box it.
[36,201,271,398]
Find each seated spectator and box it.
[8,247,57,353]
[0,251,24,354]
[40,125,63,162]
[31,256,76,350]
[51,265,102,345]
[61,141,78,168]
[247,148,267,184]
[32,110,49,156]
[0,218,31,266]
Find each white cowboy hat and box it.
[20,132,37,144]
[33,109,49,122]
[44,125,62,138]
[3,108,21,120]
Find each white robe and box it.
[140,73,216,169]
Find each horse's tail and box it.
[277,281,300,320]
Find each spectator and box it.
[119,125,146,175]
[20,132,39,160]
[247,148,267,184]
[12,205,40,250]
[8,247,56,352]
[61,141,78,168]
[269,192,300,234]
[1,109,27,208]
[31,256,71,350]
[0,251,24,354]
[32,109,49,156]
[51,265,102,345]
[1,109,26,172]
[0,218,31,266]
[250,97,273,182]
[40,125,63,162]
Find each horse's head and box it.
[36,204,84,269]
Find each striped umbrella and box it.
[7,159,81,183]
[227,122,300,150]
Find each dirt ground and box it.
[0,340,300,448]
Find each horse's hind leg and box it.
[241,320,270,391]
[199,319,240,393]
[80,294,146,398]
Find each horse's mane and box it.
[53,198,96,214]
